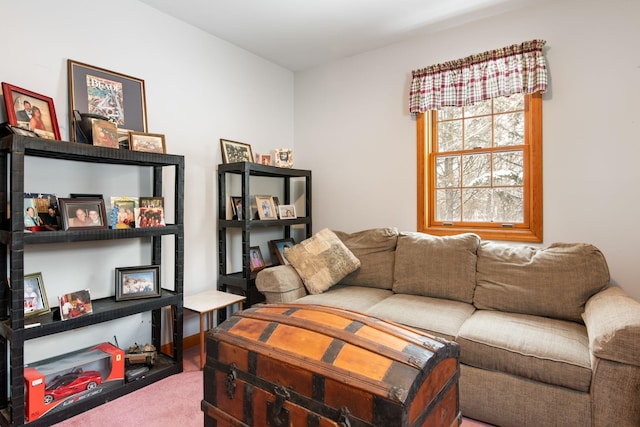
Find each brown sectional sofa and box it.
[255,227,640,427]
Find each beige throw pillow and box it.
[285,228,361,295]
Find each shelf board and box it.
[18,291,181,340]
[20,225,182,244]
[217,161,311,178]
[218,217,310,229]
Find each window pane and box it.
[435,189,461,221]
[437,120,462,152]
[462,153,491,187]
[493,151,524,186]
[464,99,491,117]
[438,106,462,121]
[435,155,460,188]
[494,94,524,112]
[462,188,524,223]
[494,112,524,147]
[464,116,492,149]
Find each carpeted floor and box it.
[53,344,492,426]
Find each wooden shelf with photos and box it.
[0,133,185,427]
[217,160,312,307]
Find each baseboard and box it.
[161,333,200,354]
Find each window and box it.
[417,92,542,242]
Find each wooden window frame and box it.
[417,92,542,242]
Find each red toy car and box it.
[44,367,102,404]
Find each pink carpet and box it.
[53,345,492,426]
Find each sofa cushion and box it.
[583,286,640,366]
[457,310,592,392]
[255,265,308,303]
[366,294,475,341]
[285,228,361,295]
[474,242,610,323]
[334,227,398,290]
[392,232,480,303]
[295,285,393,313]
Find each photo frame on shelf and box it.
[255,195,277,220]
[24,272,50,318]
[92,119,119,148]
[249,246,266,272]
[1,82,61,140]
[269,238,296,265]
[0,122,38,138]
[59,198,108,230]
[68,59,147,143]
[24,193,59,231]
[129,131,166,154]
[115,265,161,301]
[231,196,243,220]
[278,204,297,219]
[110,196,139,229]
[136,197,166,227]
[58,289,93,320]
[274,148,293,168]
[220,138,254,163]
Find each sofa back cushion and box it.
[334,227,399,290]
[474,241,610,323]
[392,232,480,303]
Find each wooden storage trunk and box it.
[202,303,460,427]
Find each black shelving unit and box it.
[217,162,311,306]
[0,134,185,426]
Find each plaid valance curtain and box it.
[409,39,548,112]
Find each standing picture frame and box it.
[136,197,166,228]
[59,198,108,230]
[92,119,119,148]
[68,60,147,143]
[274,148,294,168]
[230,196,243,220]
[255,195,277,220]
[59,289,93,320]
[115,265,161,301]
[129,131,166,154]
[220,139,254,163]
[268,238,296,265]
[278,204,297,219]
[249,246,266,272]
[1,82,61,140]
[24,272,51,318]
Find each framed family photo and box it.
[220,139,254,163]
[129,131,166,154]
[59,198,108,231]
[59,289,93,320]
[68,60,147,143]
[24,272,51,318]
[255,195,277,220]
[269,238,296,265]
[115,265,161,301]
[249,246,266,272]
[1,82,61,140]
[278,204,297,219]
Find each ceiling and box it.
[139,0,539,71]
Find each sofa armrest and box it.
[255,265,308,303]
[582,286,640,366]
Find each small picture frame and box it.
[278,204,297,219]
[24,272,50,318]
[129,131,166,154]
[115,265,161,301]
[135,201,166,228]
[255,195,277,220]
[59,289,93,320]
[59,198,108,230]
[110,196,139,229]
[231,196,243,220]
[269,238,296,265]
[24,193,59,231]
[1,82,61,140]
[0,122,38,138]
[92,119,119,148]
[249,246,266,272]
[274,148,293,168]
[220,139,254,163]
[260,154,272,166]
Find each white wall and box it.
[294,0,640,299]
[0,0,294,358]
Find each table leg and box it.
[199,312,205,369]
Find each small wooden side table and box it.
[184,289,246,369]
